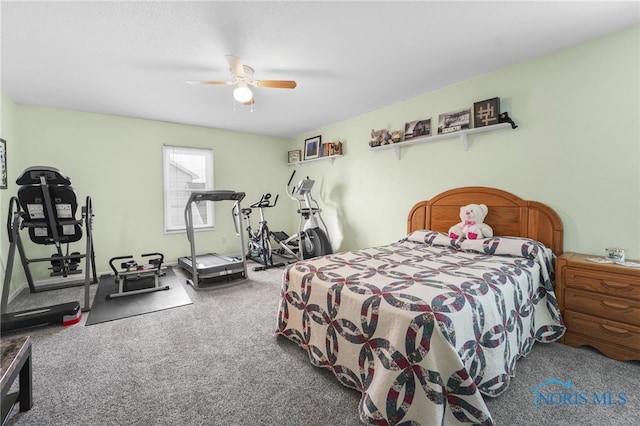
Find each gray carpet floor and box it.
[2,264,639,426]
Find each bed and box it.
[275,187,565,425]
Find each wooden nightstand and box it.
[556,252,640,361]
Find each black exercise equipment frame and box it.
[1,167,97,334]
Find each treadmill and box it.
[177,190,248,288]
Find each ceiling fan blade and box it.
[186,80,230,86]
[225,54,245,77]
[255,80,297,89]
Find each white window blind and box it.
[163,145,214,233]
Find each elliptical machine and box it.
[280,170,333,260]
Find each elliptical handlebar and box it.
[287,170,296,187]
[286,170,298,198]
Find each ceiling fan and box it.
[186,55,297,105]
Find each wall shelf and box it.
[289,154,343,167]
[370,122,513,159]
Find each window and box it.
[163,145,214,233]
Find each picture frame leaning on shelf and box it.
[288,150,301,163]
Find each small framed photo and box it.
[0,139,6,190]
[404,118,431,140]
[438,108,471,135]
[304,135,321,160]
[288,150,301,164]
[473,97,500,128]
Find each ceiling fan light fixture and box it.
[233,85,253,103]
[189,55,296,107]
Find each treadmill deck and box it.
[178,253,245,280]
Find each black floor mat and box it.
[85,268,192,326]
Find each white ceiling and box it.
[2,1,638,139]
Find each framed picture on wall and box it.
[304,135,321,160]
[288,150,301,164]
[0,139,6,189]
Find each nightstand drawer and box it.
[564,310,640,351]
[565,268,640,300]
[565,289,640,327]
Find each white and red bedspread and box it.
[276,230,565,425]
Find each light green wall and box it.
[293,25,640,260]
[3,106,292,293]
[1,25,638,297]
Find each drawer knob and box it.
[600,323,631,336]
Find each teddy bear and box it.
[448,203,494,240]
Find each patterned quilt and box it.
[275,231,565,425]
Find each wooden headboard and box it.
[407,186,564,255]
